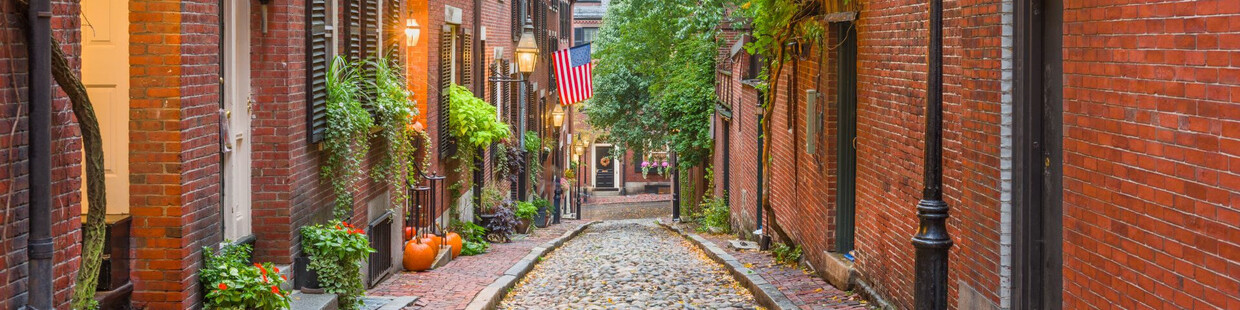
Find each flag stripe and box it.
[553,45,593,106]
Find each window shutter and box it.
[461,30,473,88]
[560,2,569,40]
[383,0,401,61]
[307,0,331,143]
[502,60,513,123]
[439,31,457,158]
[363,0,380,58]
[345,0,362,62]
[513,0,527,42]
[549,39,557,92]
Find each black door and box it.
[595,146,615,188]
[835,23,858,253]
[1014,0,1063,308]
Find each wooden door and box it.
[80,0,130,215]
[222,0,253,240]
[834,22,858,253]
[594,145,614,188]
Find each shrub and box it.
[771,242,802,266]
[694,194,730,234]
[515,201,537,220]
[451,220,490,256]
[201,243,291,310]
[301,220,375,310]
[483,200,519,242]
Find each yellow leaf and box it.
[743,263,754,268]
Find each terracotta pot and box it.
[402,240,437,271]
[445,232,463,258]
[403,226,414,241]
[515,218,531,234]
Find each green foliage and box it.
[531,196,551,211]
[201,243,292,310]
[523,131,541,154]
[771,242,803,266]
[448,84,510,147]
[451,220,490,256]
[366,55,419,208]
[321,56,375,219]
[524,131,544,190]
[695,193,731,234]
[301,221,375,310]
[478,183,506,213]
[585,0,728,170]
[515,201,538,220]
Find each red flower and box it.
[218,283,227,290]
[271,285,280,294]
[281,275,288,281]
[256,263,267,275]
[335,225,343,230]
[273,266,280,273]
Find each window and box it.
[573,27,597,46]
[560,1,570,40]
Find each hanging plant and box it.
[445,84,511,205]
[494,142,525,184]
[524,131,543,191]
[366,55,419,208]
[321,56,374,220]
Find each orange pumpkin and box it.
[420,234,442,249]
[403,226,414,241]
[402,240,437,271]
[445,232,463,258]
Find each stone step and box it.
[289,291,338,310]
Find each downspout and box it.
[472,0,484,213]
[26,0,54,308]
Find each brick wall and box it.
[0,0,84,308]
[715,28,762,238]
[1060,2,1240,308]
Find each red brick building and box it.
[715,0,1239,309]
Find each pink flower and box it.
[641,161,650,167]
[662,162,669,167]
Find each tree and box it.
[583,0,727,170]
[15,1,109,308]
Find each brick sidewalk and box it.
[668,220,870,310]
[584,193,671,205]
[368,220,585,310]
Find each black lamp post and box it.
[671,151,680,222]
[911,0,952,309]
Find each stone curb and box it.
[464,221,602,310]
[657,221,800,310]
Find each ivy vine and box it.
[445,84,511,205]
[321,56,374,220]
[366,55,419,208]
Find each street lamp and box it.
[405,17,421,47]
[515,21,538,76]
[551,105,565,128]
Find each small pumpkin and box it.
[403,226,414,241]
[420,234,442,250]
[402,240,437,271]
[445,232,463,258]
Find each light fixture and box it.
[515,21,538,75]
[551,105,565,128]
[405,17,421,47]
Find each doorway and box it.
[80,0,130,215]
[593,145,615,189]
[1013,0,1063,308]
[834,22,857,253]
[222,0,253,241]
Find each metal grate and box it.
[366,213,393,287]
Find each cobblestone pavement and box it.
[499,220,759,310]
[582,200,671,220]
[367,220,584,310]
[667,220,870,310]
[584,193,671,205]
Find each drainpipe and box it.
[670,151,679,221]
[26,0,54,308]
[911,0,952,308]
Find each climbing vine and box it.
[321,56,374,220]
[366,55,419,208]
[446,84,510,203]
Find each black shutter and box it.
[461,30,473,88]
[307,0,331,143]
[384,0,401,61]
[513,0,527,42]
[549,39,557,92]
[439,31,457,158]
[560,1,569,40]
[345,0,363,62]
[363,0,380,58]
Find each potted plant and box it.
[301,220,375,310]
[201,243,292,310]
[482,199,519,243]
[514,201,537,233]
[531,196,551,228]
[475,183,506,228]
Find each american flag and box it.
[554,44,594,106]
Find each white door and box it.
[80,0,130,215]
[222,0,253,240]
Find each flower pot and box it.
[293,254,321,291]
[478,213,497,231]
[403,240,437,271]
[534,208,548,228]
[515,218,531,233]
[445,232,463,258]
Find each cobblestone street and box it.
[499,220,759,310]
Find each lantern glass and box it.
[515,24,538,74]
[552,105,565,128]
[405,18,421,47]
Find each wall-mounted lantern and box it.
[405,17,421,47]
[551,105,565,128]
[515,21,539,76]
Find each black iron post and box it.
[552,179,562,224]
[911,0,952,309]
[671,152,680,222]
[26,0,54,307]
